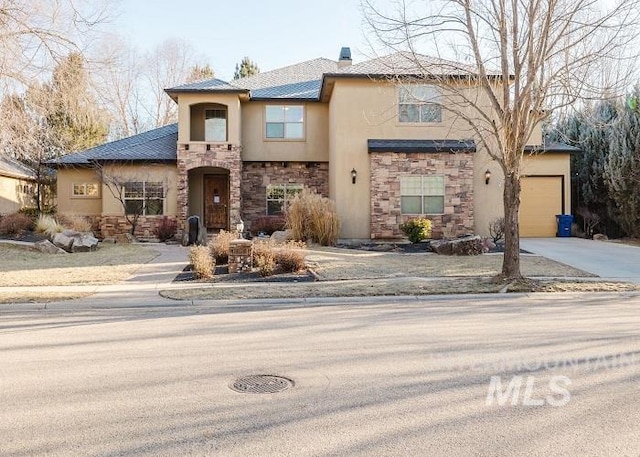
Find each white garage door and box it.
[520,176,563,237]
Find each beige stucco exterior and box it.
[0,174,35,215]
[56,168,102,216]
[176,93,242,145]
[100,163,178,216]
[241,102,329,162]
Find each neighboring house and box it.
[0,156,37,215]
[52,48,577,240]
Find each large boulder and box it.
[52,230,76,252]
[271,230,293,244]
[35,239,67,254]
[71,233,99,252]
[431,235,484,256]
[53,230,99,253]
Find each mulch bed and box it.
[0,231,48,243]
[174,264,315,283]
[336,240,529,254]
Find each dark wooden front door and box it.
[204,175,229,230]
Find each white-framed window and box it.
[266,184,303,215]
[400,176,445,214]
[123,181,165,216]
[205,108,227,142]
[73,182,100,197]
[398,85,442,123]
[265,105,304,139]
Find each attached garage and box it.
[519,176,564,237]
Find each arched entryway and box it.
[188,166,230,231]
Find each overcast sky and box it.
[115,0,370,80]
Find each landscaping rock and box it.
[52,230,99,253]
[52,231,76,252]
[71,233,99,252]
[35,239,67,254]
[593,233,608,241]
[431,235,484,256]
[271,230,293,243]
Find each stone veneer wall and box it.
[241,162,329,232]
[176,143,242,238]
[370,152,474,239]
[100,215,178,240]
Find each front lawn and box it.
[0,243,159,286]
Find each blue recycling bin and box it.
[556,214,573,237]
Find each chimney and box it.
[338,47,352,69]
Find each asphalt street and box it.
[1,293,640,456]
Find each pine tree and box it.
[233,57,259,80]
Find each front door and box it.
[204,175,229,230]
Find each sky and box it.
[114,0,371,81]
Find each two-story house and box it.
[53,48,576,241]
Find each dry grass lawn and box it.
[304,247,593,280]
[0,243,159,286]
[0,292,91,304]
[161,278,640,301]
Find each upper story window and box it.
[205,108,227,142]
[265,105,304,140]
[398,85,442,123]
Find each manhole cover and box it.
[230,375,294,394]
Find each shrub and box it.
[35,215,65,237]
[286,189,340,246]
[208,229,237,264]
[488,217,505,243]
[251,215,285,235]
[18,207,56,218]
[252,239,274,267]
[256,250,276,277]
[400,217,432,243]
[0,212,33,236]
[189,245,214,279]
[153,216,177,242]
[274,241,306,273]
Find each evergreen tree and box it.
[605,87,640,237]
[233,57,259,80]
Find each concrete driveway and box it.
[521,238,640,283]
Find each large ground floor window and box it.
[266,184,303,215]
[400,175,445,214]
[124,181,165,215]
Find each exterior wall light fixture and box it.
[485,169,492,185]
[351,168,357,184]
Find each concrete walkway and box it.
[521,237,640,283]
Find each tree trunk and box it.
[501,171,523,279]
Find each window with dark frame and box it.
[124,181,165,216]
[266,184,303,215]
[205,108,227,142]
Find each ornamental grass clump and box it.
[209,229,237,264]
[189,245,214,279]
[400,217,432,243]
[35,214,65,237]
[286,189,340,246]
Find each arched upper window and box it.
[190,103,227,142]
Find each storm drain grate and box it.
[230,375,294,394]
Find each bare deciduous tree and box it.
[363,0,640,279]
